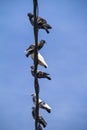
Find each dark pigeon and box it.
[31,66,51,80]
[25,40,46,57]
[32,107,47,128]
[27,13,52,33]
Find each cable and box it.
[33,0,40,130]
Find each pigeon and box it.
[30,52,48,68]
[25,40,46,57]
[31,93,51,113]
[27,13,52,33]
[32,107,47,128]
[31,66,51,80]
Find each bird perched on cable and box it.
[30,52,48,68]
[25,40,46,57]
[27,13,52,33]
[32,107,47,128]
[31,93,51,113]
[31,66,51,80]
[25,40,47,68]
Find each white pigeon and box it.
[31,52,48,68]
[31,93,51,113]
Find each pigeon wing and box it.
[37,17,47,25]
[38,53,48,68]
[39,101,51,113]
[39,115,47,128]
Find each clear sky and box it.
[0,0,87,130]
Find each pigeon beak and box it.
[31,93,34,96]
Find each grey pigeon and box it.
[31,66,51,80]
[27,13,52,33]
[31,93,51,113]
[25,40,46,57]
[32,107,47,128]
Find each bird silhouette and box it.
[32,107,47,128]
[31,93,51,113]
[25,40,46,57]
[31,66,51,80]
[27,13,52,33]
[30,52,48,68]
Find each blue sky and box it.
[0,0,87,130]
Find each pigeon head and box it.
[31,65,34,70]
[31,93,36,97]
[32,107,35,110]
[27,13,33,18]
[40,40,46,44]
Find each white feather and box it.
[31,52,48,68]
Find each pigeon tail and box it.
[46,76,51,80]
[39,116,47,128]
[42,123,46,128]
[43,23,52,33]
[45,23,52,29]
[26,53,29,57]
[46,108,51,113]
[43,26,51,33]
[24,50,30,57]
[41,106,51,113]
[45,29,50,33]
[43,63,48,68]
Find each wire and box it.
[33,0,40,130]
